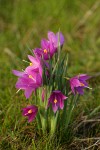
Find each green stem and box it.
[50,111,59,135]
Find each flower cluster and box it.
[13,31,91,123]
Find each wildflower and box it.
[48,31,64,50]
[41,39,51,60]
[26,55,43,77]
[12,55,43,98]
[48,90,68,113]
[22,105,38,122]
[70,74,91,95]
[34,48,43,58]
[12,68,42,98]
[34,31,64,60]
[33,39,51,60]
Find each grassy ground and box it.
[0,0,100,149]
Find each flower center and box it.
[30,63,33,66]
[80,82,84,86]
[29,75,33,79]
[43,49,48,54]
[28,109,32,114]
[54,99,57,104]
[28,75,35,82]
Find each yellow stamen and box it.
[28,109,32,114]
[80,82,84,86]
[54,99,57,104]
[29,75,35,81]
[29,75,33,79]
[43,49,48,54]
[30,63,33,66]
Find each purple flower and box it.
[27,53,50,78]
[34,48,43,58]
[12,55,43,98]
[34,31,64,60]
[22,105,38,122]
[70,74,91,95]
[34,39,52,60]
[12,68,42,98]
[26,55,43,77]
[41,39,51,60]
[48,90,68,113]
[48,31,64,50]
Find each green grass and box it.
[0,0,100,149]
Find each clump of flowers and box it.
[13,31,91,135]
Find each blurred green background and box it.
[0,0,100,73]
[0,0,100,149]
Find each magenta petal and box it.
[16,83,27,89]
[48,31,56,42]
[70,78,81,94]
[60,99,64,109]
[12,70,25,77]
[28,114,35,122]
[48,94,54,107]
[76,87,84,95]
[22,109,28,116]
[36,73,42,86]
[24,88,33,99]
[70,78,81,87]
[56,94,64,109]
[49,42,56,55]
[56,32,64,46]
[33,48,42,58]
[41,39,49,49]
[52,104,58,113]
[28,55,39,66]
[61,94,67,100]
[79,74,91,80]
[26,66,39,73]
